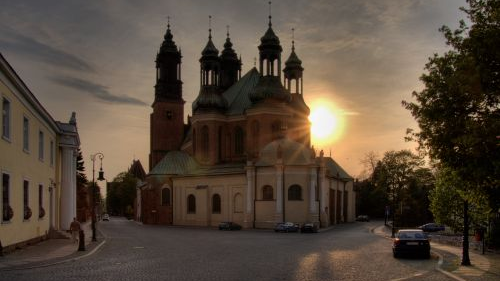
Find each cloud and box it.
[0,26,94,72]
[50,76,147,106]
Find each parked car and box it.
[274,222,299,232]
[392,229,430,258]
[419,223,445,232]
[102,214,110,221]
[218,222,242,231]
[300,223,318,233]
[356,215,370,222]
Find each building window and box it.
[23,116,29,152]
[288,184,302,201]
[38,184,43,206]
[192,129,196,155]
[2,97,11,140]
[234,126,244,155]
[212,194,221,214]
[23,180,33,220]
[201,126,209,160]
[187,194,196,214]
[39,131,44,161]
[234,193,243,213]
[2,173,10,221]
[50,140,54,166]
[252,120,259,142]
[271,120,281,140]
[161,188,170,206]
[262,185,273,200]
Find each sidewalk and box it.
[373,224,500,281]
[0,221,104,271]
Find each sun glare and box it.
[309,102,344,146]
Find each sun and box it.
[309,102,344,146]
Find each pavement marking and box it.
[434,251,467,281]
[389,271,426,281]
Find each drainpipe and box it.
[282,166,285,222]
[253,166,257,229]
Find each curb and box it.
[0,240,106,272]
[371,225,465,281]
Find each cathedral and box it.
[139,13,356,229]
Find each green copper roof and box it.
[249,75,290,103]
[222,67,260,115]
[149,151,199,175]
[321,157,353,180]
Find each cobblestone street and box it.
[0,218,460,281]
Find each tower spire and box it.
[268,1,272,27]
[167,16,170,29]
[292,28,295,52]
[209,15,212,40]
[226,25,230,38]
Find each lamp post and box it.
[90,152,105,242]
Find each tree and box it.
[106,172,137,217]
[374,150,430,235]
[76,148,88,186]
[403,0,500,265]
[76,148,89,221]
[430,166,490,232]
[359,151,380,180]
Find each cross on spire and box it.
[292,28,295,51]
[167,16,170,29]
[226,25,230,38]
[254,57,257,67]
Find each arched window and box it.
[161,188,170,206]
[234,193,243,213]
[262,185,273,201]
[192,129,196,155]
[288,185,302,201]
[252,120,259,138]
[271,120,281,140]
[201,125,209,160]
[234,126,244,155]
[212,194,221,214]
[187,194,196,214]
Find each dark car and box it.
[218,222,242,231]
[274,222,299,232]
[356,215,370,222]
[300,223,318,233]
[393,229,430,258]
[419,223,445,232]
[102,214,110,221]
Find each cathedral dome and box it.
[256,137,314,166]
[249,76,290,103]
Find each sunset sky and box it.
[1,0,467,182]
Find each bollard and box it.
[78,230,85,251]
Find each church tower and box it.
[149,21,185,170]
[284,30,310,146]
[219,26,242,91]
[192,16,228,113]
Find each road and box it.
[0,218,456,281]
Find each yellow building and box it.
[0,53,80,252]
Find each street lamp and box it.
[90,152,105,242]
